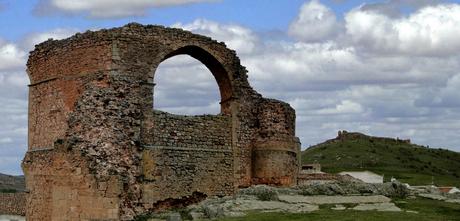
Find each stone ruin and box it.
[22,23,300,220]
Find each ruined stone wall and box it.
[0,193,26,216]
[149,110,232,149]
[141,110,234,207]
[23,23,301,220]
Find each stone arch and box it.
[155,45,233,115]
[23,23,301,220]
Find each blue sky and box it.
[1,0,460,175]
[0,0,304,40]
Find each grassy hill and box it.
[0,173,25,192]
[302,131,460,186]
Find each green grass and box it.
[0,188,17,193]
[302,133,460,186]
[216,198,460,221]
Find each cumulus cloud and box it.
[0,96,28,175]
[154,55,220,115]
[0,156,24,175]
[34,0,219,19]
[0,36,37,174]
[174,19,258,54]
[0,40,26,71]
[416,74,460,108]
[316,100,365,115]
[361,0,441,17]
[0,137,12,144]
[21,28,79,50]
[288,0,341,42]
[345,3,460,56]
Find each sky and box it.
[1,0,460,175]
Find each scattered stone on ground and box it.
[189,211,205,220]
[180,185,404,220]
[418,193,447,201]
[166,212,182,221]
[446,199,460,204]
[418,193,460,204]
[278,195,391,205]
[331,204,346,210]
[352,203,401,212]
[295,180,409,198]
[146,184,409,220]
[228,199,319,213]
[411,187,460,204]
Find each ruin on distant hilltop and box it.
[22,23,300,220]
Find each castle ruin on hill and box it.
[21,23,301,220]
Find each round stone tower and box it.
[252,99,301,186]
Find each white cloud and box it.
[360,0,441,17]
[345,4,460,56]
[317,100,364,115]
[0,71,29,87]
[174,19,258,54]
[416,74,460,107]
[0,41,26,71]
[245,41,360,90]
[154,55,220,115]
[0,157,24,175]
[0,137,12,144]
[289,0,340,42]
[21,28,79,50]
[35,0,219,18]
[0,38,29,175]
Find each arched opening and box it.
[153,46,233,115]
[153,55,221,115]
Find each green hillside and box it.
[0,173,25,192]
[302,131,460,186]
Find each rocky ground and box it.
[413,186,460,204]
[138,180,412,221]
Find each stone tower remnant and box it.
[22,23,300,220]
